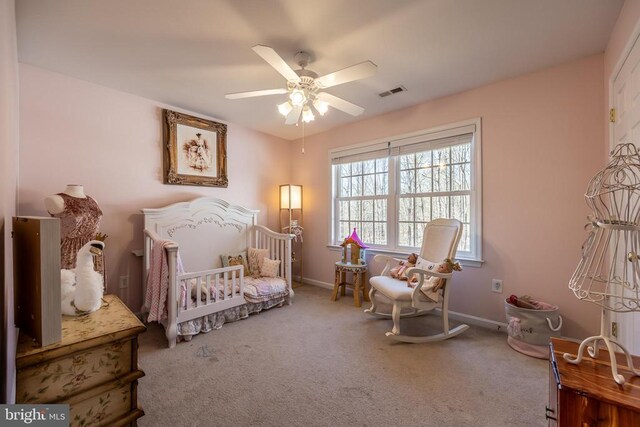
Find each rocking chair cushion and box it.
[370,276,436,303]
[370,276,413,300]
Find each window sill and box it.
[326,245,484,268]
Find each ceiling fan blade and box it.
[252,45,301,83]
[315,61,377,88]
[316,92,365,116]
[225,88,288,100]
[285,105,302,125]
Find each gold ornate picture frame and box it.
[163,109,228,187]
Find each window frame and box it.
[329,118,483,264]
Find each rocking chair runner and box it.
[365,218,469,343]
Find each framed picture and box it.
[163,109,228,187]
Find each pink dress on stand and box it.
[50,193,104,275]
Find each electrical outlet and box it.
[119,276,129,289]
[491,279,503,293]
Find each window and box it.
[331,119,482,261]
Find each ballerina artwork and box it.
[183,133,212,172]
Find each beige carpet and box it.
[137,285,548,427]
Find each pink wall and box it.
[291,54,605,339]
[18,64,291,312]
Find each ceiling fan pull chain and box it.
[302,121,305,154]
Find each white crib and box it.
[142,197,293,348]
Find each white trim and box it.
[609,21,640,354]
[472,119,483,260]
[301,277,334,290]
[439,309,507,333]
[611,18,640,84]
[609,16,640,150]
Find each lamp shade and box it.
[280,184,302,209]
[277,101,293,117]
[302,105,315,123]
[313,99,329,115]
[289,89,306,106]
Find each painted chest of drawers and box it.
[16,295,146,426]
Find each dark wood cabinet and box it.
[549,337,640,426]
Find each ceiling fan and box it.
[225,45,377,125]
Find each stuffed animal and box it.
[507,294,537,309]
[390,253,418,280]
[61,240,105,316]
[226,254,248,275]
[431,258,462,291]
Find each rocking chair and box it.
[365,218,469,343]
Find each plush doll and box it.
[431,258,462,291]
[390,253,418,280]
[507,294,537,309]
[61,239,105,315]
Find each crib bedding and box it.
[244,276,288,301]
[176,275,289,341]
[175,295,287,342]
[180,275,288,306]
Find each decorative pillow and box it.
[261,258,281,278]
[220,251,249,275]
[248,247,270,277]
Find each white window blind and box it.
[330,142,389,164]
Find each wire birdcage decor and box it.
[565,142,640,384]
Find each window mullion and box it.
[334,166,340,243]
[388,155,397,250]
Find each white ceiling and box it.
[16,0,623,141]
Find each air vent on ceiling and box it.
[379,86,407,97]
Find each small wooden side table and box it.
[332,261,369,307]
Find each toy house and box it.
[340,228,368,264]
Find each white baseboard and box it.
[300,277,334,290]
[440,309,508,334]
[301,278,508,334]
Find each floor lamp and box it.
[279,184,303,285]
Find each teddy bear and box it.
[390,253,418,280]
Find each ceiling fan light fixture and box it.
[290,89,306,106]
[277,101,293,116]
[227,45,377,126]
[313,99,329,115]
[302,105,315,123]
